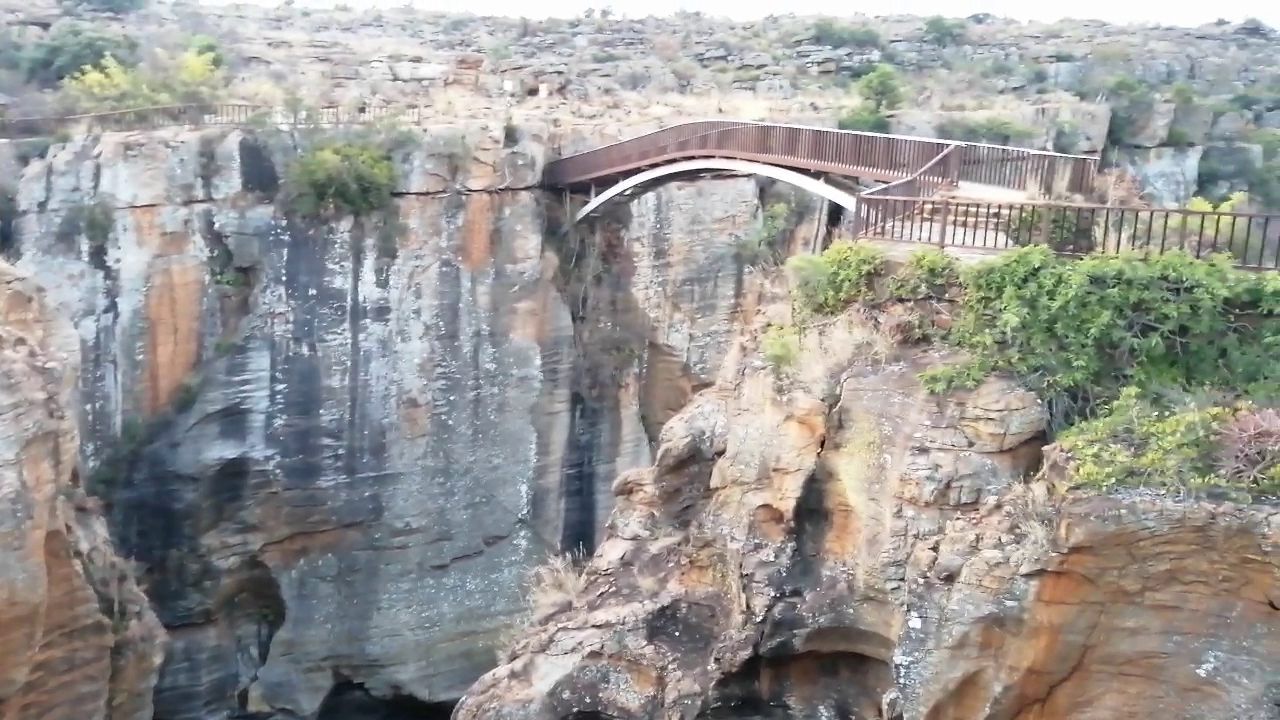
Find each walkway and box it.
[544,120,1280,271]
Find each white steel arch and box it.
[572,158,862,223]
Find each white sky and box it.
[236,0,1280,28]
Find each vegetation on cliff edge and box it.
[285,141,397,218]
[781,242,1280,495]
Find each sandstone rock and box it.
[1210,110,1250,140]
[6,124,796,718]
[1114,145,1204,207]
[1168,102,1214,145]
[454,312,1279,720]
[0,262,164,720]
[1115,101,1175,147]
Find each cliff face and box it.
[3,126,790,717]
[0,262,164,720]
[454,306,1280,720]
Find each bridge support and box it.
[570,159,864,225]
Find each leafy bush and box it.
[189,35,225,69]
[19,22,138,87]
[1217,407,1280,488]
[286,142,397,218]
[812,19,881,49]
[888,248,958,299]
[1251,129,1280,161]
[761,325,800,373]
[1058,388,1279,494]
[936,116,1036,144]
[736,202,791,267]
[922,16,967,46]
[785,241,886,314]
[919,247,1280,427]
[857,64,903,112]
[838,105,890,132]
[1105,76,1156,144]
[61,49,222,111]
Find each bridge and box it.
[544,120,1280,270]
[2,106,1277,269]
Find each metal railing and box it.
[547,120,1280,271]
[858,198,1280,270]
[543,120,961,188]
[542,119,1098,196]
[0,103,425,138]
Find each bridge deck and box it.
[547,120,1279,271]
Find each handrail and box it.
[542,120,1097,196]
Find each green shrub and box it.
[1250,129,1280,162]
[761,325,800,373]
[60,49,223,111]
[838,105,890,132]
[287,142,397,218]
[922,16,967,46]
[785,241,885,315]
[812,19,881,49]
[888,248,958,299]
[1105,76,1156,144]
[857,64,903,112]
[19,22,138,86]
[189,35,224,69]
[936,116,1036,144]
[1058,387,1279,495]
[919,247,1280,428]
[736,202,791,267]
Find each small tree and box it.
[857,64,903,112]
[838,105,889,132]
[19,22,138,86]
[922,16,966,46]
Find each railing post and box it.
[936,200,950,247]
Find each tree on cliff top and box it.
[857,64,903,112]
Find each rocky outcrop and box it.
[0,262,165,720]
[454,306,1280,720]
[4,123,791,717]
[1113,145,1204,207]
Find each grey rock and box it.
[1210,111,1250,140]
[1114,145,1205,207]
[1115,101,1175,148]
[1168,103,1214,145]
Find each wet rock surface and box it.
[3,124,786,717]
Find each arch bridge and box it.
[543,120,1280,270]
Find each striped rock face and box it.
[0,261,164,720]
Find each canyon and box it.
[0,119,1274,719]
[0,6,1276,718]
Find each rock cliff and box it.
[455,295,1280,720]
[1,123,802,717]
[0,261,164,720]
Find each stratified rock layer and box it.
[6,125,788,717]
[455,306,1280,720]
[0,262,164,720]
